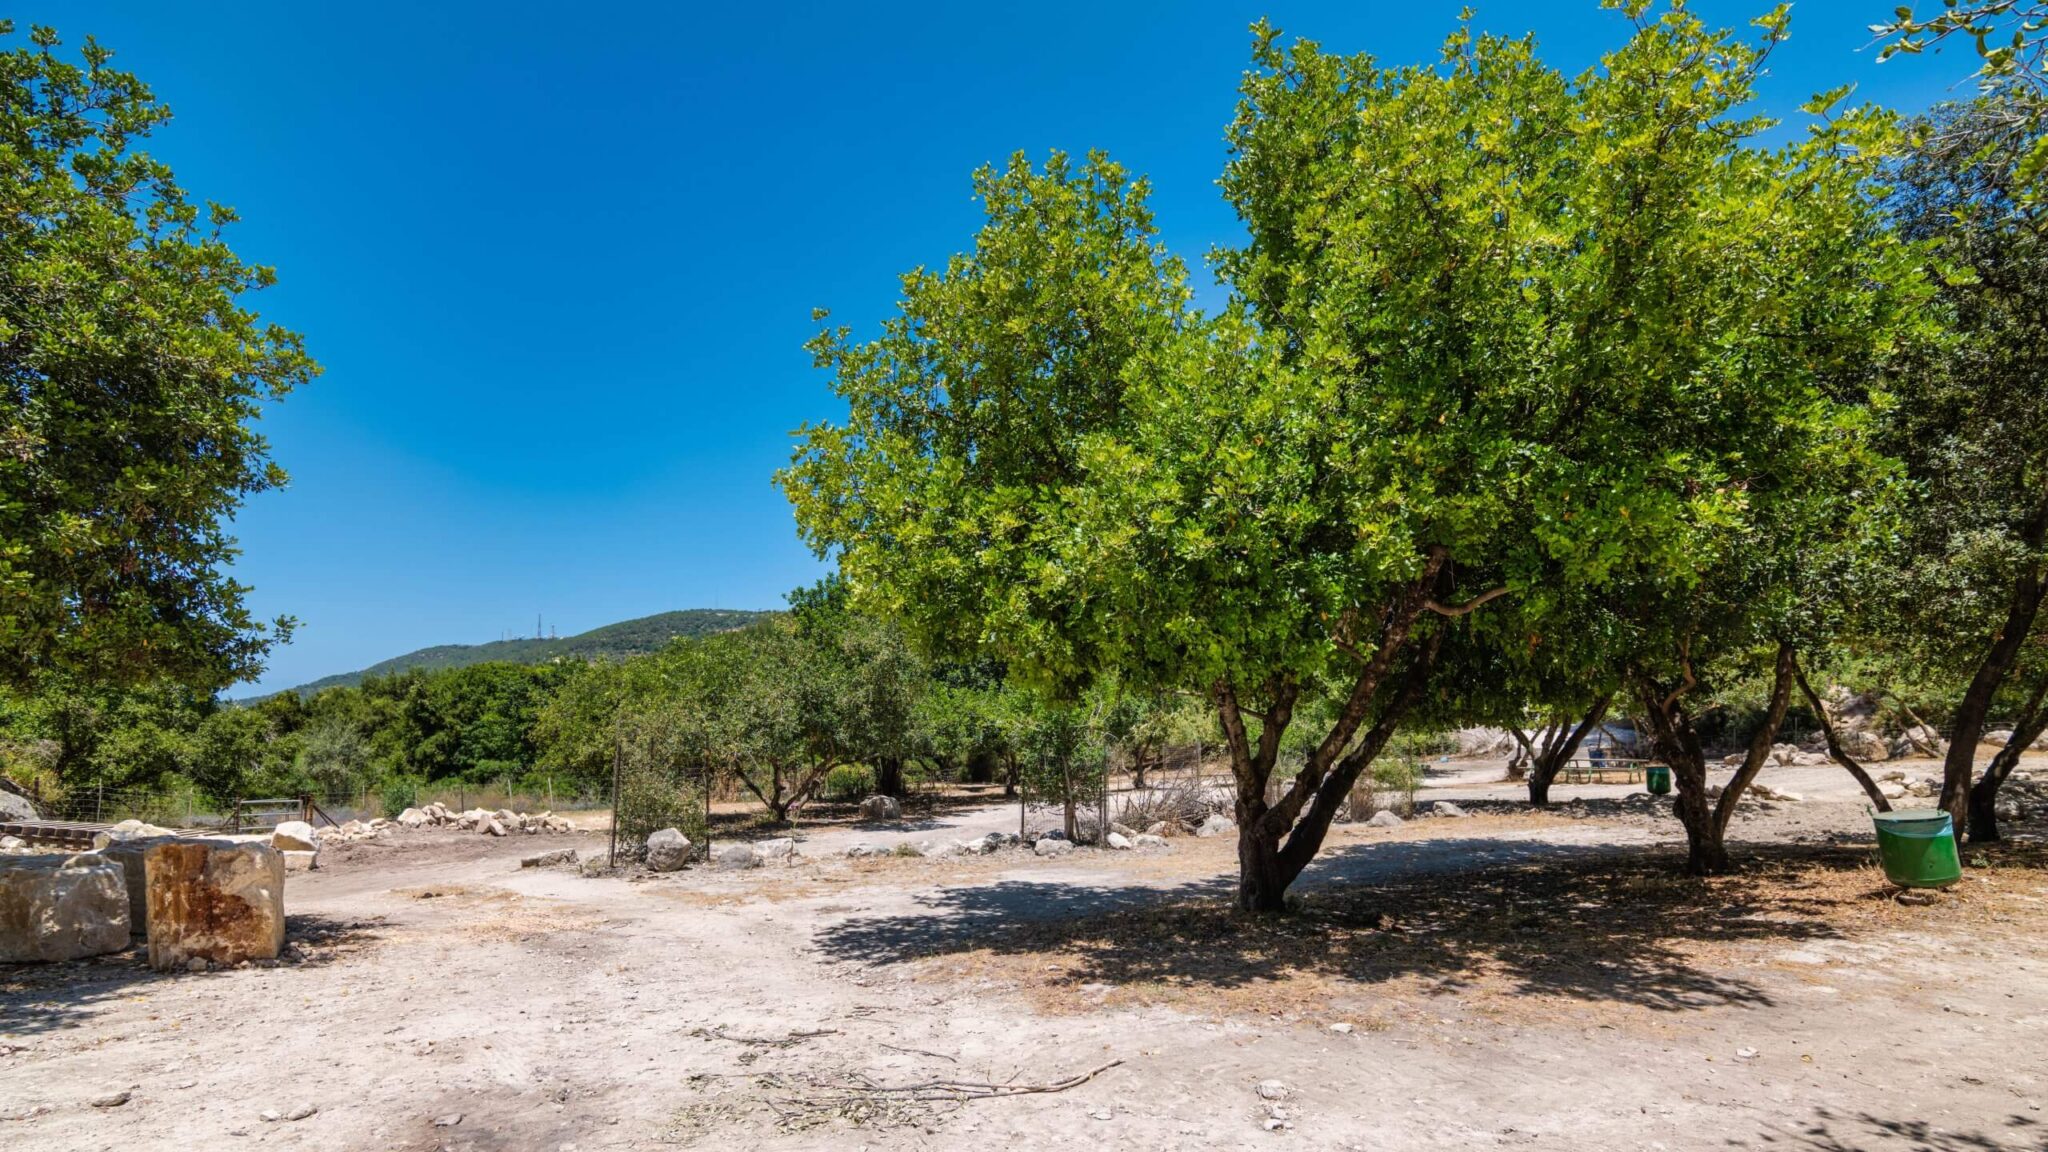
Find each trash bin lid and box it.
[1873,808,1951,830]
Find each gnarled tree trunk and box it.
[1522,696,1611,807]
[1942,570,2044,835]
[1638,641,1796,876]
[1966,670,2048,842]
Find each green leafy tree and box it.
[783,7,1927,904]
[0,23,315,691]
[1874,95,2048,838]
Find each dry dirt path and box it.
[3,800,2045,1152]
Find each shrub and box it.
[379,777,420,818]
[614,763,707,850]
[821,764,874,802]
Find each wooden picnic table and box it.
[1559,757,1659,785]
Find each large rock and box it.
[0,853,130,962]
[92,819,174,850]
[713,843,760,871]
[1034,837,1074,857]
[93,835,180,935]
[1195,813,1234,839]
[396,808,429,829]
[270,821,318,852]
[644,828,691,872]
[144,840,285,971]
[1365,810,1405,828]
[754,837,797,864]
[1105,831,1134,850]
[858,795,901,821]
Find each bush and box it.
[1371,756,1423,816]
[821,764,875,802]
[614,762,707,850]
[379,777,420,818]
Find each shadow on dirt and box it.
[0,912,383,1037]
[1763,1107,2044,1151]
[812,839,1906,1013]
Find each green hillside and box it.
[280,609,770,695]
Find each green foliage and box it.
[820,764,874,802]
[379,776,420,818]
[0,22,315,692]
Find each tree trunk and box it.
[1636,641,1796,878]
[1965,671,2048,843]
[1527,698,1610,807]
[1236,826,1291,914]
[1130,745,1152,791]
[1942,571,2044,833]
[1219,553,1459,914]
[1792,657,1891,811]
[875,756,904,799]
[1638,678,1720,876]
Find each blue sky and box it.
[43,1,1980,693]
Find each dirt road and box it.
[3,786,2045,1151]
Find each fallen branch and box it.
[878,1042,958,1063]
[690,1026,840,1048]
[794,1058,1124,1103]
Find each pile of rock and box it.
[1876,770,1941,801]
[847,826,1173,860]
[392,804,575,837]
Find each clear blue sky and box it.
[45,1,1979,694]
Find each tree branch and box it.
[1424,586,1510,618]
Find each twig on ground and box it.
[878,1042,958,1062]
[690,1026,840,1048]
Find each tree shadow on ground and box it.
[1762,1108,2045,1151]
[812,840,1902,1013]
[0,912,383,1037]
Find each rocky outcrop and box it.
[144,840,285,971]
[0,853,130,962]
[858,795,901,821]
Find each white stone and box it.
[1105,831,1133,850]
[857,795,901,821]
[644,828,691,872]
[1365,810,1405,828]
[1132,834,1170,850]
[396,808,429,829]
[1431,801,1471,818]
[754,837,797,863]
[1034,837,1074,857]
[714,843,760,870]
[0,853,130,962]
[270,821,318,852]
[1195,813,1234,838]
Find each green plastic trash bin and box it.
[1645,765,1671,796]
[1872,808,1962,889]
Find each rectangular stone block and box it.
[144,840,286,971]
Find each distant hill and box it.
[276,609,771,696]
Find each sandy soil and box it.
[4,768,2046,1152]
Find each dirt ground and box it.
[4,758,2047,1152]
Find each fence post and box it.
[608,739,622,868]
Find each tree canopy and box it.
[0,23,316,692]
